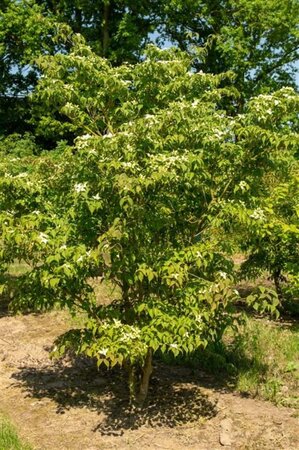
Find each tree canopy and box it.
[1,42,298,403]
[0,0,298,407]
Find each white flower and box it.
[99,348,108,356]
[239,181,248,192]
[120,131,133,137]
[39,232,49,244]
[74,182,87,193]
[16,172,28,178]
[250,208,266,221]
[219,271,227,279]
[76,135,92,150]
[122,162,136,169]
[92,193,101,200]
[213,129,225,139]
[103,132,114,139]
[169,343,179,349]
[157,60,173,64]
[113,319,122,327]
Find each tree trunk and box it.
[102,1,110,57]
[273,269,283,302]
[74,7,82,34]
[126,348,153,407]
[135,348,153,406]
[128,363,137,403]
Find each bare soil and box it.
[0,310,298,450]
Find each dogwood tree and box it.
[0,42,298,404]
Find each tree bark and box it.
[128,363,137,402]
[135,348,153,406]
[126,348,153,407]
[102,1,110,57]
[273,269,283,302]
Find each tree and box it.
[1,43,297,404]
[0,0,70,136]
[240,165,299,305]
[157,0,299,102]
[222,89,299,306]
[36,0,158,63]
[0,0,157,138]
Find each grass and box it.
[161,315,298,408]
[229,318,299,407]
[0,415,32,450]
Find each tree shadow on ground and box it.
[12,357,218,435]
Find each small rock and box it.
[219,418,233,446]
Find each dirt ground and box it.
[0,310,298,450]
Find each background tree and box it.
[1,0,298,140]
[35,0,158,63]
[0,0,69,136]
[0,0,158,140]
[157,0,299,103]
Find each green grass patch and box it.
[0,415,32,450]
[229,318,299,407]
[160,317,298,408]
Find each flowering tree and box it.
[229,92,299,304]
[0,43,298,404]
